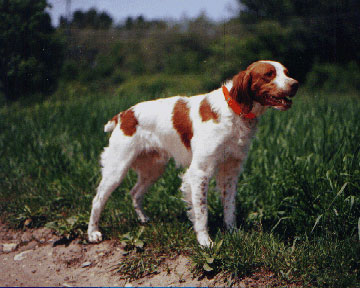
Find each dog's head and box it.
[230,60,299,113]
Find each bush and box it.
[61,60,80,82]
[205,20,307,83]
[116,74,206,101]
[305,62,360,92]
[0,0,64,100]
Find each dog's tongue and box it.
[272,97,292,110]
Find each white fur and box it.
[88,61,292,246]
[104,120,116,132]
[261,60,289,89]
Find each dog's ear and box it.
[230,70,253,114]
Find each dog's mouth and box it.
[263,95,292,111]
[261,95,292,111]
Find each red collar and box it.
[222,86,256,119]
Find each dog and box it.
[87,60,299,246]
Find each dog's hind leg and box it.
[130,151,167,223]
[88,146,136,243]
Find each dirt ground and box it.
[0,223,290,287]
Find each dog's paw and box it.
[139,215,150,224]
[197,232,213,247]
[88,231,103,243]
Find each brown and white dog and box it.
[88,60,299,246]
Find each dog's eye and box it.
[284,69,289,76]
[265,71,274,77]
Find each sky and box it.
[47,0,239,26]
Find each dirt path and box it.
[0,224,286,287]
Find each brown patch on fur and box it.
[136,150,161,163]
[141,150,160,158]
[199,97,219,123]
[200,197,207,206]
[111,114,119,125]
[230,70,253,114]
[222,190,227,201]
[120,109,138,136]
[172,99,193,150]
[132,150,163,172]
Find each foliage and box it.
[191,230,359,287]
[123,15,167,31]
[121,227,146,251]
[205,21,307,82]
[55,4,360,92]
[239,92,360,240]
[305,62,360,92]
[0,0,64,100]
[2,2,360,102]
[237,0,360,77]
[59,15,214,86]
[60,8,113,30]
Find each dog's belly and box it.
[135,126,192,167]
[157,132,193,167]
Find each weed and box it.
[121,227,146,251]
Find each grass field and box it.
[1,77,359,287]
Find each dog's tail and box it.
[104,113,120,133]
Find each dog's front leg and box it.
[216,158,243,230]
[187,164,213,247]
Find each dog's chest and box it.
[221,118,258,161]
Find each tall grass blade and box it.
[311,214,323,234]
[327,182,348,211]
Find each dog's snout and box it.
[289,80,299,96]
[291,79,299,89]
[291,80,299,90]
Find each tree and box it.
[237,0,360,64]
[0,0,64,100]
[61,8,113,30]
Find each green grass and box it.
[0,77,359,287]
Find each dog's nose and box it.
[289,80,299,96]
[291,80,299,91]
